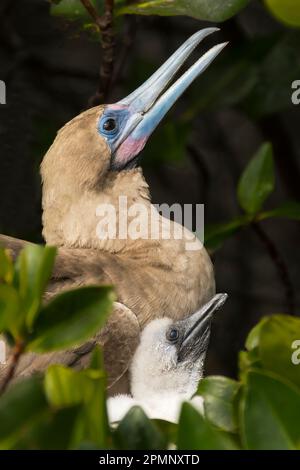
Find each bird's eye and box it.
[103,118,117,132]
[167,328,179,343]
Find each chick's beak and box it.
[109,28,228,170]
[177,293,228,363]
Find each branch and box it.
[251,222,295,316]
[0,340,24,395]
[80,0,99,23]
[80,0,115,106]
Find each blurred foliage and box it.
[205,142,300,251]
[119,0,250,22]
[0,245,114,350]
[264,0,300,27]
[0,247,300,449]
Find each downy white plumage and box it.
[108,293,228,423]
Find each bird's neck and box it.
[42,168,201,254]
[131,364,204,403]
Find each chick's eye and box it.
[167,328,179,342]
[102,118,117,132]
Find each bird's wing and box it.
[0,234,27,257]
[0,234,114,292]
[0,302,140,392]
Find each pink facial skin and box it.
[115,135,148,168]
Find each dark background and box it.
[0,0,299,377]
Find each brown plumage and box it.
[0,30,227,392]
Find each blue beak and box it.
[101,28,228,170]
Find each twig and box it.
[0,340,24,395]
[80,0,115,106]
[251,222,295,316]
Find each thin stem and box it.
[79,0,99,23]
[80,0,115,106]
[0,340,24,395]
[252,222,295,316]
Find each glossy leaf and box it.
[198,376,240,433]
[237,142,275,215]
[259,315,300,390]
[240,370,300,450]
[245,317,268,351]
[114,406,166,450]
[119,0,250,22]
[27,286,114,352]
[14,245,57,329]
[177,402,238,450]
[239,348,262,382]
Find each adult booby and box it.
[0,29,227,392]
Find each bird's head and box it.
[41,29,227,247]
[130,293,228,400]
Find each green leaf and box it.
[264,0,300,27]
[245,317,268,351]
[45,365,89,407]
[13,406,81,450]
[0,249,14,284]
[177,402,238,450]
[239,348,263,382]
[14,245,57,329]
[258,201,300,221]
[45,364,109,448]
[237,142,275,215]
[0,377,48,449]
[0,285,20,337]
[27,286,114,352]
[153,419,178,446]
[114,407,166,450]
[197,376,240,433]
[240,370,300,450]
[259,315,300,390]
[119,0,250,22]
[242,315,300,390]
[205,217,248,251]
[80,371,109,449]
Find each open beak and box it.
[177,293,228,363]
[110,28,228,169]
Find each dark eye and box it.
[167,328,179,343]
[103,118,117,132]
